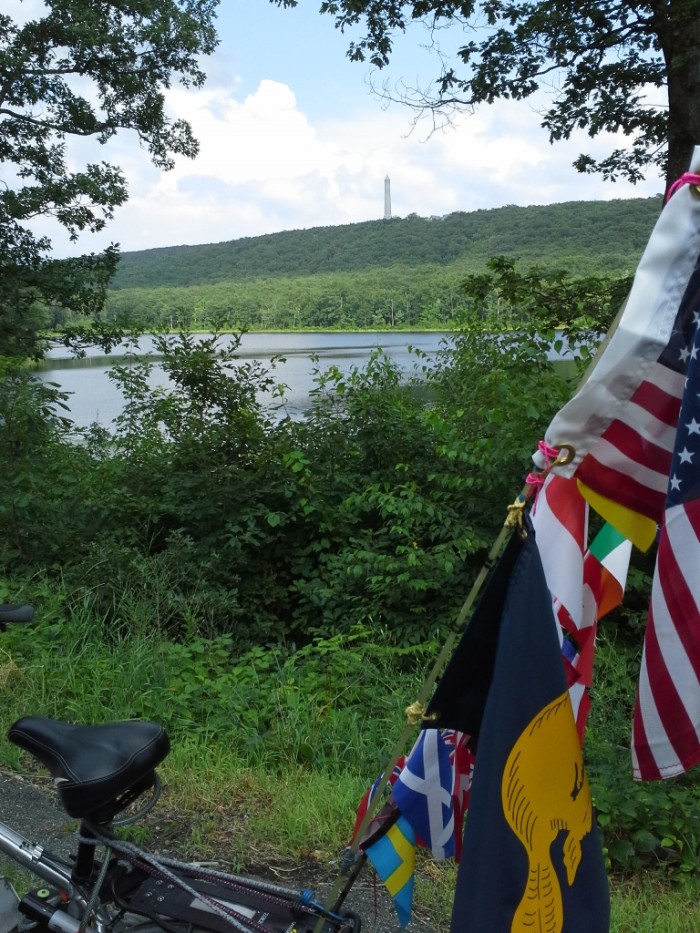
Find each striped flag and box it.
[532,473,632,740]
[532,158,700,552]
[530,152,700,779]
[583,523,633,623]
[632,312,700,780]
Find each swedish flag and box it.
[364,814,416,927]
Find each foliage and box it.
[277,0,700,186]
[101,198,656,332]
[0,0,220,357]
[460,255,632,337]
[6,279,700,888]
[111,197,660,289]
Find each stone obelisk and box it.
[384,175,392,219]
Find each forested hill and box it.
[111,197,662,290]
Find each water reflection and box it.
[35,332,451,429]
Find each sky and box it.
[33,1,666,257]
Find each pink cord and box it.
[665,172,700,202]
[525,440,561,506]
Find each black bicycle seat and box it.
[8,716,170,821]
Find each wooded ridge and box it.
[111,197,663,290]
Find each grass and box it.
[2,582,700,930]
[611,876,700,932]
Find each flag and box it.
[531,472,588,637]
[363,814,416,928]
[584,522,633,622]
[530,473,632,740]
[532,151,700,551]
[632,310,700,780]
[350,757,404,845]
[449,519,610,933]
[392,728,474,862]
[352,731,473,925]
[527,152,700,779]
[423,526,525,745]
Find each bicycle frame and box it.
[0,606,362,933]
[0,818,119,933]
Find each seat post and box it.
[71,821,98,887]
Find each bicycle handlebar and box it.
[0,604,35,628]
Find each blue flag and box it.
[363,814,416,927]
[448,520,610,932]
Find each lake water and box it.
[35,332,451,429]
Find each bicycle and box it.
[0,605,363,933]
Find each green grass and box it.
[2,579,700,930]
[611,876,700,932]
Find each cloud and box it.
[44,69,664,257]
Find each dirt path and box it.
[0,770,446,932]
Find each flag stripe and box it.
[533,474,587,631]
[632,370,686,426]
[598,414,677,479]
[535,176,700,478]
[633,613,699,779]
[657,506,700,682]
[578,448,668,520]
[632,301,700,780]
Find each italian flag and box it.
[584,522,633,622]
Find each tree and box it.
[0,0,219,358]
[274,1,700,190]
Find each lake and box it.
[35,331,452,429]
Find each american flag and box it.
[531,161,700,778]
[575,274,694,537]
[633,302,700,780]
[533,168,700,554]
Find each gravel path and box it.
[0,770,446,933]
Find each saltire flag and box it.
[392,728,474,862]
[352,732,473,925]
[532,150,700,553]
[362,814,416,928]
[632,310,700,780]
[446,519,609,933]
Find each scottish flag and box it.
[393,729,471,861]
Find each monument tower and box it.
[384,175,392,220]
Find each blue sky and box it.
[42,1,665,256]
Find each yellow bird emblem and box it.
[501,691,593,933]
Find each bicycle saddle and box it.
[7,716,170,821]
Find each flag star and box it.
[678,447,695,464]
[692,344,699,360]
[694,310,700,325]
[670,475,682,492]
[679,345,691,363]
[687,418,700,435]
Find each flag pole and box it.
[316,452,575,928]
[317,307,629,927]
